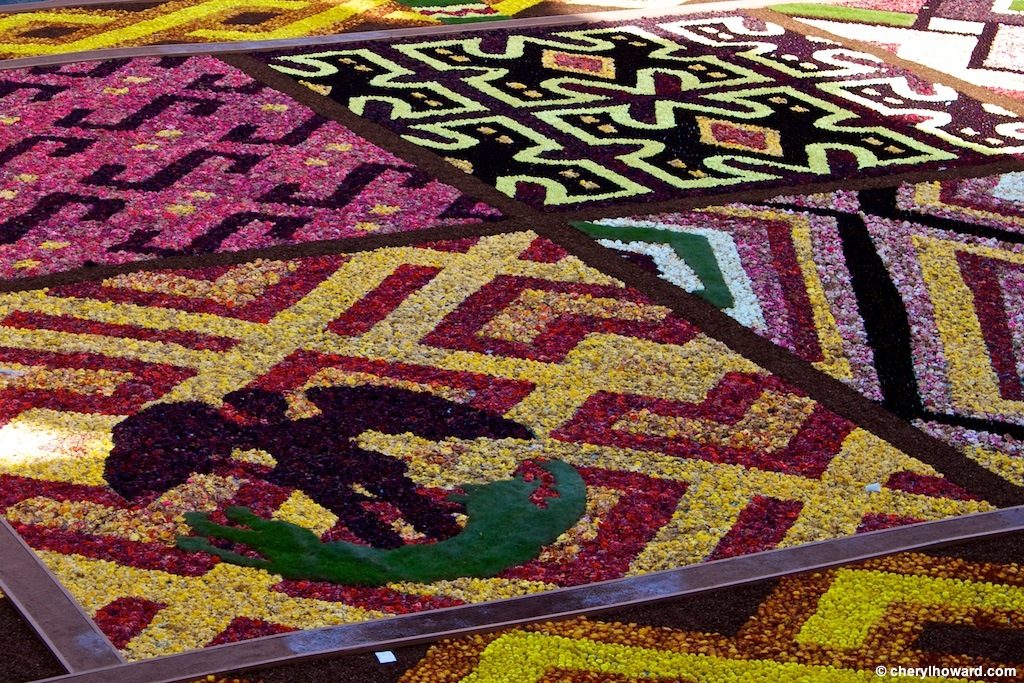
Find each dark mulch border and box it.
[0,598,66,683]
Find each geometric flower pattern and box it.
[0,56,498,280]
[777,0,1024,100]
[0,0,643,61]
[579,173,1024,487]
[0,0,841,61]
[260,14,1024,210]
[0,231,991,659]
[574,208,880,397]
[401,543,1024,681]
[3,1,1024,673]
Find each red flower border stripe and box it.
[1,312,241,352]
[421,275,699,361]
[251,350,536,415]
[328,264,442,336]
[707,495,803,560]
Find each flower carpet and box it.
[0,0,442,58]
[400,539,1024,683]
[0,0,702,62]
[103,533,1024,682]
[574,172,1024,490]
[0,56,498,281]
[1,229,998,661]
[3,1,1024,681]
[773,0,1024,102]
[257,13,1024,211]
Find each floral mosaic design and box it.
[0,231,993,660]
[0,0,628,60]
[0,56,498,280]
[261,13,1024,210]
[576,173,1024,488]
[775,0,1024,100]
[399,541,1024,682]
[573,208,879,397]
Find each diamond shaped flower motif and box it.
[696,116,785,157]
[541,49,617,79]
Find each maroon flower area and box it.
[103,385,533,549]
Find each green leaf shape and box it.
[176,460,586,585]
[771,3,918,27]
[574,221,735,310]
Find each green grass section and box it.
[177,460,586,586]
[395,0,480,8]
[439,15,508,23]
[574,221,736,311]
[1010,0,1024,10]
[771,3,918,26]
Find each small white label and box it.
[375,650,397,664]
[864,482,882,493]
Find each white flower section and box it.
[994,172,1024,203]
[797,18,1024,94]
[994,0,1024,15]
[593,218,766,330]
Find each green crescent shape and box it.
[176,460,587,586]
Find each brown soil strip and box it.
[0,219,532,293]
[28,506,1024,683]
[0,594,66,682]
[915,623,1024,663]
[0,520,123,673]
[231,645,431,683]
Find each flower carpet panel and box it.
[257,12,1024,212]
[0,0,648,61]
[393,537,1024,682]
[774,0,1024,101]
[0,55,499,282]
[0,230,996,660]
[573,172,1024,488]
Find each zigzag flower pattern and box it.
[0,0,690,55]
[0,0,542,60]
[263,14,1024,210]
[0,56,498,279]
